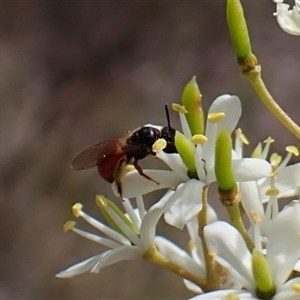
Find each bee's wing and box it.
[71,137,125,170]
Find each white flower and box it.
[234,136,300,203]
[198,202,300,299]
[237,141,299,238]
[120,95,271,229]
[56,196,167,278]
[273,0,300,35]
[156,207,241,295]
[258,144,300,202]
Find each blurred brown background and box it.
[1,1,299,299]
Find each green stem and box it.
[198,185,221,291]
[144,245,207,290]
[226,204,255,251]
[243,65,300,140]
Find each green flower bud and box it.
[252,249,276,299]
[96,195,139,236]
[215,128,235,191]
[227,0,257,71]
[181,76,204,135]
[251,142,262,158]
[175,131,197,178]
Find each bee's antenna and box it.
[164,104,171,128]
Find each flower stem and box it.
[243,65,300,140]
[226,203,255,251]
[198,185,222,291]
[143,245,207,290]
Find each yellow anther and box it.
[72,203,83,218]
[265,187,280,196]
[286,145,299,156]
[191,134,208,145]
[124,165,135,173]
[95,195,107,208]
[152,138,167,152]
[250,211,261,224]
[188,240,195,251]
[171,103,187,114]
[225,293,239,300]
[264,137,275,145]
[208,112,225,123]
[208,251,216,259]
[235,128,249,145]
[270,153,282,167]
[63,221,76,232]
[292,282,300,293]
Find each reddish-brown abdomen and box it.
[97,152,127,183]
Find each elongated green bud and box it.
[175,131,197,178]
[227,0,257,71]
[96,195,139,236]
[252,249,276,299]
[251,142,262,158]
[215,128,235,191]
[181,77,204,135]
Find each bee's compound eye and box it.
[129,127,158,147]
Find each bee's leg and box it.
[114,158,127,201]
[133,159,159,185]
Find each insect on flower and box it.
[71,105,177,199]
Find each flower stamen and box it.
[192,134,208,144]
[152,138,167,152]
[64,221,76,232]
[208,112,225,123]
[171,103,187,114]
[72,203,83,218]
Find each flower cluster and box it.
[57,76,300,299]
[57,1,300,299]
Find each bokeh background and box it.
[1,1,299,299]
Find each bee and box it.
[71,105,177,198]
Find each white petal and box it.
[122,198,141,229]
[275,3,300,35]
[119,170,184,198]
[136,195,146,219]
[143,123,162,130]
[155,236,206,277]
[266,203,300,286]
[195,144,206,181]
[187,205,218,240]
[204,222,255,291]
[294,259,300,272]
[239,181,265,221]
[207,95,242,133]
[56,254,104,278]
[183,279,203,294]
[164,180,205,229]
[91,245,143,273]
[156,151,190,180]
[203,95,241,169]
[180,113,192,140]
[232,158,271,181]
[140,200,166,249]
[205,167,216,184]
[275,278,300,300]
[189,290,257,300]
